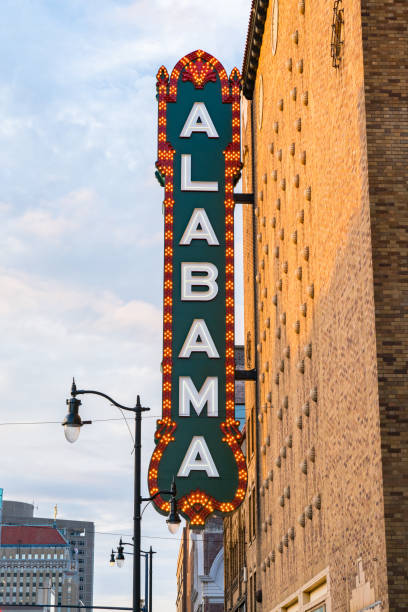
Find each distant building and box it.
[235,345,245,430]
[2,500,94,607]
[223,345,247,612]
[189,517,224,612]
[177,519,224,612]
[222,345,248,610]
[0,524,79,608]
[223,431,247,612]
[176,527,190,612]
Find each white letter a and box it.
[179,319,219,359]
[180,209,219,246]
[180,102,219,138]
[177,436,220,478]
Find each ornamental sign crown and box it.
[148,50,247,527]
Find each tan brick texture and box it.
[239,0,407,610]
[361,0,408,609]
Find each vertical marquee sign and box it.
[148,50,247,527]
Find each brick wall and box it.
[239,0,408,609]
[224,499,247,611]
[361,1,408,609]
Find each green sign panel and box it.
[148,50,247,527]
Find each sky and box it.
[0,1,251,610]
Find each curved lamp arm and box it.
[141,475,177,503]
[71,379,149,413]
[141,490,172,503]
[116,539,152,556]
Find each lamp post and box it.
[110,540,156,612]
[62,378,181,612]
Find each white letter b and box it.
[181,263,218,301]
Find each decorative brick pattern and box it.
[361,1,408,609]
[234,0,408,611]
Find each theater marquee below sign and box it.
[148,50,247,526]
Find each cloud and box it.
[0,201,11,214]
[5,189,96,242]
[69,0,250,80]
[0,0,251,607]
[0,267,161,342]
[96,299,161,332]
[0,263,165,604]
[14,209,74,239]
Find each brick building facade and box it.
[176,519,224,612]
[223,347,248,612]
[177,527,190,612]
[223,457,247,612]
[234,0,408,611]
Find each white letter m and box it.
[179,377,218,417]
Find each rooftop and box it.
[1,525,68,547]
[242,0,269,99]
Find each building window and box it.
[252,490,256,538]
[247,414,252,458]
[271,0,279,55]
[235,404,246,430]
[283,602,298,612]
[331,0,344,68]
[257,75,263,130]
[248,492,252,541]
[247,406,256,459]
[245,331,252,367]
[250,406,255,457]
[278,572,329,612]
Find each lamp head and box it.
[116,542,125,568]
[166,495,181,535]
[109,550,115,566]
[62,396,82,443]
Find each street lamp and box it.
[62,378,181,612]
[109,550,116,567]
[116,541,125,568]
[110,540,156,612]
[166,479,181,534]
[63,395,88,443]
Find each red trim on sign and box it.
[148,51,247,526]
